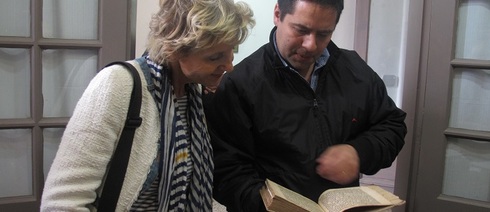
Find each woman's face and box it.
[178,43,235,91]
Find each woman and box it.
[40,0,254,211]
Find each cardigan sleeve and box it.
[40,65,134,211]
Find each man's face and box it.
[273,1,337,74]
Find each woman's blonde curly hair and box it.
[146,0,255,65]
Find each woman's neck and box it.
[169,62,188,98]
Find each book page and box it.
[318,186,394,212]
[265,179,324,212]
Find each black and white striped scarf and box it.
[145,57,214,211]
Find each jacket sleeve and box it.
[204,76,267,212]
[40,66,133,211]
[346,68,407,175]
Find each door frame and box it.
[392,0,424,211]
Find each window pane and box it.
[43,128,64,180]
[0,129,32,198]
[0,0,30,37]
[42,49,98,117]
[443,137,490,202]
[449,69,490,131]
[43,0,98,39]
[455,0,490,60]
[0,48,30,119]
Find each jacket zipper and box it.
[289,68,320,115]
[294,70,331,147]
[289,70,330,146]
[313,98,319,117]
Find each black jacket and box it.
[204,28,407,212]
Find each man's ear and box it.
[273,3,281,25]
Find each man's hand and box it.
[315,144,360,185]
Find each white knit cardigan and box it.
[41,60,160,211]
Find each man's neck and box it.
[298,63,315,82]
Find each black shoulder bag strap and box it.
[97,61,143,212]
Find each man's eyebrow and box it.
[291,23,308,29]
[291,23,334,34]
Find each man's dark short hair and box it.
[277,0,344,23]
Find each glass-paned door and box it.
[0,0,132,211]
[414,0,490,211]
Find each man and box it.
[204,0,407,211]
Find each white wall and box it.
[135,0,158,57]
[332,1,356,50]
[232,0,275,64]
[135,0,357,64]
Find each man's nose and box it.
[302,34,317,52]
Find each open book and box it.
[260,179,405,212]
